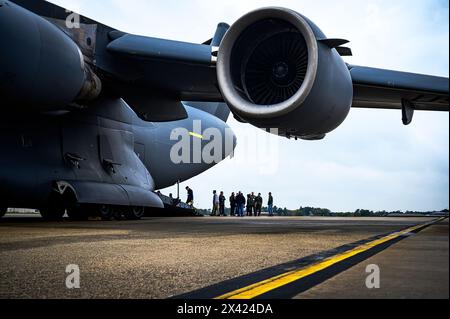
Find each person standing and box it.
[229,193,236,216]
[186,187,194,207]
[236,192,246,217]
[255,193,263,217]
[268,192,274,216]
[219,192,226,216]
[246,194,253,216]
[212,190,220,216]
[250,193,257,216]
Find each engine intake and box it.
[238,25,309,106]
[217,7,353,138]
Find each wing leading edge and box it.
[7,0,450,123]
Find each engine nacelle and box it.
[0,1,101,112]
[217,7,353,139]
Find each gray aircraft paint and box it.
[0,98,235,209]
[0,0,448,218]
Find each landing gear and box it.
[125,206,145,220]
[65,204,146,221]
[67,204,126,221]
[68,204,114,221]
[40,188,75,221]
[98,204,114,221]
[38,200,146,222]
[40,207,65,221]
[0,207,7,219]
[67,205,89,221]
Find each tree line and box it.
[197,207,449,217]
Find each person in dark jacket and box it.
[268,192,274,216]
[219,192,226,216]
[229,193,236,216]
[246,194,253,216]
[235,192,246,217]
[255,193,263,217]
[186,187,194,206]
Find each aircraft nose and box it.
[202,117,236,162]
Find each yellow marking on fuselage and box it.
[189,132,204,139]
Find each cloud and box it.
[49,0,449,211]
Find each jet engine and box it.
[217,7,353,139]
[0,1,101,112]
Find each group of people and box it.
[184,186,275,217]
[212,191,275,217]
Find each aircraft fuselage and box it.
[0,98,234,211]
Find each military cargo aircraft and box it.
[0,0,448,220]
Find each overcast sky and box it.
[51,0,449,212]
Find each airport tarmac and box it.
[0,215,448,299]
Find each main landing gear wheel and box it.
[40,207,65,221]
[0,207,7,219]
[98,205,114,221]
[125,207,145,220]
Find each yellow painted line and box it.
[189,132,204,139]
[216,218,445,300]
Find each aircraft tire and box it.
[125,206,145,220]
[98,205,114,221]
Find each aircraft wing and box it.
[350,65,449,112]
[5,0,449,131]
[7,0,224,122]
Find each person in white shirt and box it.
[212,190,220,216]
